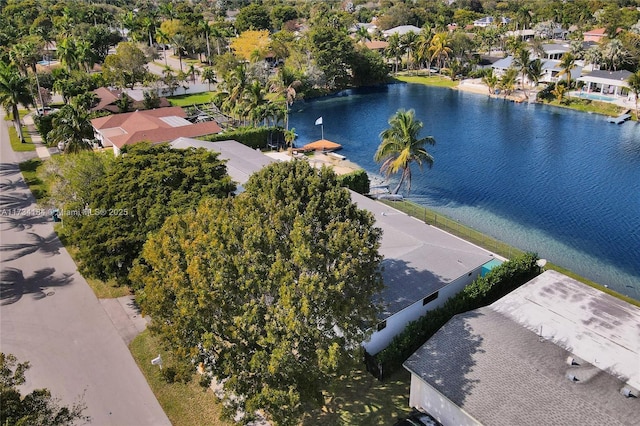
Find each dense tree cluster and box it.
[133,160,384,425]
[59,143,235,286]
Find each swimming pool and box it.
[481,258,503,277]
[575,92,616,102]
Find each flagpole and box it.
[321,123,324,140]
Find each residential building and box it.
[383,25,422,37]
[473,16,510,27]
[91,107,222,156]
[577,70,632,98]
[404,270,640,426]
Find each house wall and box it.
[409,374,481,426]
[363,266,483,355]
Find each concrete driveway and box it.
[0,112,170,425]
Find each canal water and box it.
[289,83,640,299]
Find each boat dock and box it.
[608,111,631,124]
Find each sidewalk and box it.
[23,113,57,159]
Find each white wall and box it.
[363,266,483,355]
[409,374,481,426]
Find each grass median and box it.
[9,126,36,151]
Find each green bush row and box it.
[202,126,285,149]
[373,252,540,377]
[33,114,55,143]
[338,169,370,194]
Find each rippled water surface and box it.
[289,84,640,299]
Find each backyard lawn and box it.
[168,92,214,106]
[394,73,459,88]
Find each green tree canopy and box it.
[1,353,89,426]
[134,160,383,425]
[63,143,235,286]
[307,26,355,90]
[102,42,149,89]
[235,3,271,32]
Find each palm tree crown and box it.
[48,103,94,153]
[0,61,33,142]
[374,109,435,195]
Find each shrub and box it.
[203,126,285,149]
[338,169,370,194]
[371,252,539,378]
[33,113,55,143]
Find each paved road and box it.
[0,111,170,425]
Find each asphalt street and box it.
[0,111,170,425]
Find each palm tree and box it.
[269,69,301,130]
[627,70,640,119]
[415,28,433,71]
[385,33,403,74]
[482,69,498,94]
[0,62,33,143]
[513,48,532,99]
[558,52,576,89]
[374,109,436,195]
[551,83,567,103]
[156,29,170,66]
[9,40,44,110]
[172,33,187,72]
[48,103,94,153]
[186,64,200,84]
[354,26,371,43]
[199,21,213,65]
[527,59,544,92]
[201,67,217,90]
[57,37,79,72]
[400,31,419,71]
[499,67,518,97]
[428,32,452,70]
[602,39,630,71]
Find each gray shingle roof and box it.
[404,307,640,426]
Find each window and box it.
[423,291,439,306]
[376,320,387,331]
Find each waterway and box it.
[289,84,640,300]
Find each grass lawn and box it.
[303,367,411,425]
[546,97,624,116]
[168,92,214,106]
[129,330,230,426]
[19,159,47,201]
[3,109,30,121]
[8,126,36,151]
[394,74,458,88]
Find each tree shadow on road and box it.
[0,232,62,261]
[0,163,20,177]
[0,192,33,210]
[1,214,49,231]
[0,178,29,192]
[0,267,74,305]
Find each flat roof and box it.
[350,194,494,318]
[491,270,640,390]
[169,138,275,185]
[404,306,640,426]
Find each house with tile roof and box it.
[403,270,640,425]
[91,107,222,155]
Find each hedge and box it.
[370,252,540,379]
[33,113,55,143]
[202,126,285,149]
[338,169,370,194]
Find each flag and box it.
[315,117,323,126]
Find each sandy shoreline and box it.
[454,79,527,103]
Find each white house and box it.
[404,270,640,426]
[577,69,632,98]
[382,25,422,37]
[473,16,510,27]
[353,193,498,355]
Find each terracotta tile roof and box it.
[91,107,222,149]
[583,27,606,36]
[364,40,389,50]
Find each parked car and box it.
[393,409,442,426]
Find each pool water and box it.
[481,259,504,277]
[576,92,616,102]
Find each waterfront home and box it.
[91,107,222,156]
[577,70,632,98]
[404,270,640,425]
[167,139,499,356]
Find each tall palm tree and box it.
[558,52,576,88]
[199,21,213,65]
[201,67,217,90]
[48,103,94,153]
[0,62,33,143]
[269,69,301,130]
[482,69,498,94]
[374,109,436,195]
[9,40,44,110]
[172,33,187,72]
[415,28,433,71]
[156,29,170,66]
[527,59,544,91]
[513,48,532,99]
[499,67,518,97]
[400,31,419,71]
[57,37,79,72]
[627,70,640,119]
[385,33,403,74]
[428,32,452,70]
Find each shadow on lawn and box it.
[302,367,411,426]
